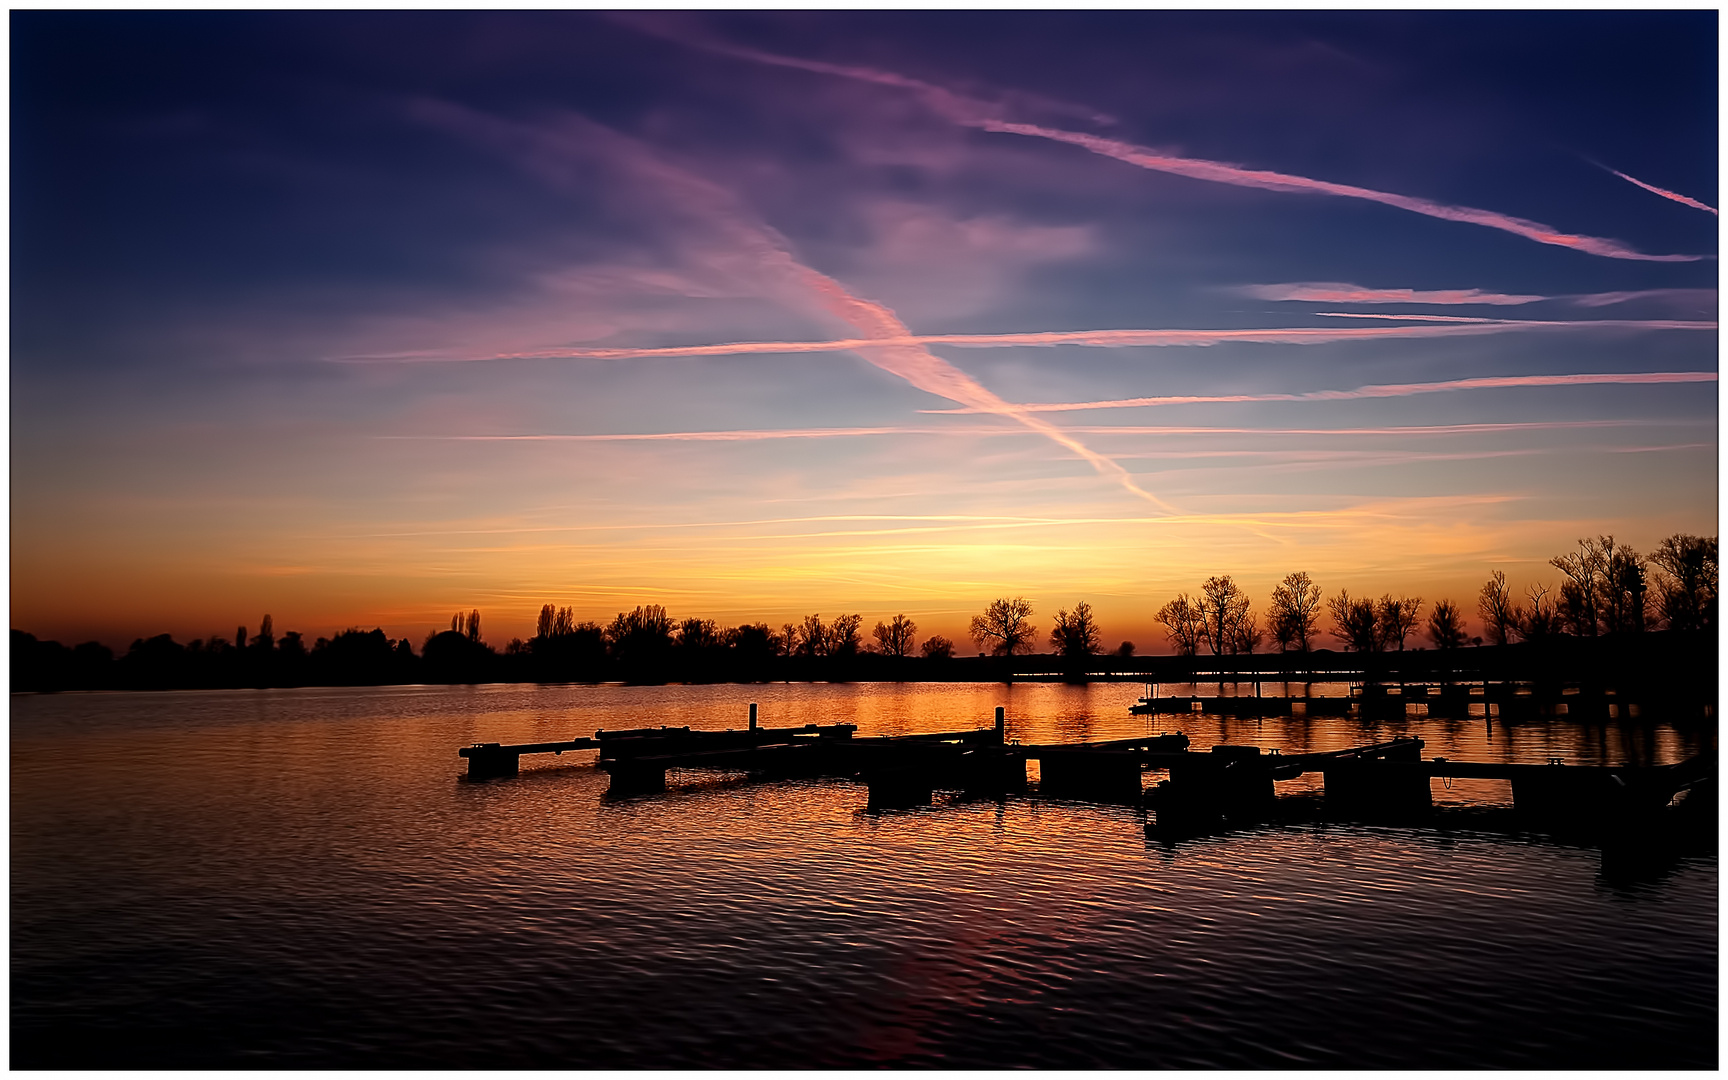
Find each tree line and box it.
[11,533,1713,692]
[1148,533,1716,658]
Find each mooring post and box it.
[749,702,758,731]
[995,706,1006,744]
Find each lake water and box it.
[11,681,1717,1068]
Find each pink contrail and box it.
[474,318,1713,362]
[1242,283,1719,309]
[784,263,1177,511]
[409,99,1172,511]
[1310,312,1499,322]
[926,370,1719,414]
[678,38,1704,262]
[981,120,1700,262]
[1243,283,1547,305]
[1606,167,1718,215]
[391,417,1669,444]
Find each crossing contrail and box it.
[672,36,1705,262]
[1605,167,1717,215]
[923,370,1719,414]
[455,317,1713,362]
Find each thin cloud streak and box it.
[1311,312,1498,322]
[1606,167,1718,215]
[679,35,1705,262]
[929,370,1719,414]
[412,99,1170,512]
[390,417,1667,444]
[435,317,1713,363]
[785,263,1177,511]
[1245,283,1546,305]
[1247,283,1719,309]
[1570,288,1717,308]
[980,120,1704,261]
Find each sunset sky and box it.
[12,11,1718,652]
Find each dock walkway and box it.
[458,705,1715,834]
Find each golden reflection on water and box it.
[10,682,1717,1070]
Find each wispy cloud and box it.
[1245,283,1719,311]
[1243,283,1546,305]
[983,121,1705,262]
[1605,167,1718,215]
[1310,312,1498,322]
[673,36,1705,262]
[927,370,1719,414]
[389,416,1675,444]
[1570,288,1717,308]
[411,99,1172,512]
[400,316,1711,363]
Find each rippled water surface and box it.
[11,682,1717,1068]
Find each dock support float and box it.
[1322,740,1431,821]
[463,743,521,780]
[1039,749,1143,803]
[1152,745,1276,831]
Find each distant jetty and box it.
[458,705,1718,866]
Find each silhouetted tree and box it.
[969,597,1037,656]
[1268,571,1322,652]
[1477,571,1522,646]
[531,609,607,681]
[1426,599,1466,649]
[1551,538,1606,636]
[325,627,414,685]
[824,614,864,658]
[872,614,918,657]
[422,625,494,683]
[724,623,779,679]
[1116,640,1135,658]
[606,605,674,679]
[1050,601,1102,663]
[537,604,578,640]
[1651,533,1718,632]
[250,614,275,651]
[795,614,828,658]
[1328,589,1380,652]
[1523,582,1560,639]
[1155,594,1204,656]
[1601,541,1650,634]
[121,633,190,689]
[920,634,954,660]
[677,617,722,651]
[1198,575,1251,656]
[1234,611,1264,654]
[1375,594,1422,651]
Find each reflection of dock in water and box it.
[458,704,1716,859]
[1130,680,1668,721]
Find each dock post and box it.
[463,744,521,780]
[749,702,758,731]
[604,760,667,796]
[995,706,1006,744]
[866,765,936,810]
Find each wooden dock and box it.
[457,704,1715,838]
